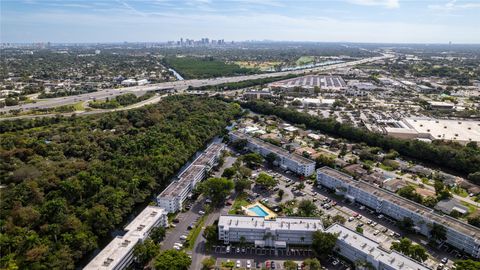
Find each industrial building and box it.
[382,118,480,144]
[229,131,315,176]
[268,75,346,91]
[84,206,167,270]
[156,142,225,213]
[317,167,480,259]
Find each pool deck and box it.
[242,202,277,220]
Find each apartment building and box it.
[229,131,315,176]
[84,206,167,270]
[327,224,431,270]
[156,142,225,213]
[218,215,323,248]
[317,166,480,259]
[218,215,431,270]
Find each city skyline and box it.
[2,0,480,44]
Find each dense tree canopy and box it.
[311,231,338,256]
[0,96,240,269]
[154,249,191,270]
[237,100,480,176]
[198,177,234,205]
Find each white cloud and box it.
[348,0,400,9]
[429,0,480,11]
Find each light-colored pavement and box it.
[0,54,393,114]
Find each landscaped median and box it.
[184,215,207,251]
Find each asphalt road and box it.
[0,54,393,114]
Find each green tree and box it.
[397,186,423,203]
[242,153,263,168]
[133,239,160,265]
[150,227,166,243]
[199,177,234,206]
[265,152,279,165]
[154,249,191,270]
[203,223,219,249]
[255,173,277,189]
[356,227,364,234]
[332,215,346,224]
[430,223,447,242]
[454,259,480,270]
[284,260,298,270]
[312,231,338,256]
[222,167,237,179]
[398,217,415,232]
[297,199,318,217]
[234,179,251,193]
[410,244,428,262]
[201,257,216,270]
[303,258,321,270]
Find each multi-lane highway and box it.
[0,54,392,114]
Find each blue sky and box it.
[1,0,480,43]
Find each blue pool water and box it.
[248,205,269,217]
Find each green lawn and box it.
[295,56,315,66]
[228,193,249,215]
[185,215,206,251]
[451,186,468,198]
[164,57,257,79]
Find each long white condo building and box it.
[218,215,431,270]
[84,206,167,270]
[156,142,225,213]
[317,166,480,259]
[229,131,315,176]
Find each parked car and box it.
[199,210,205,215]
[172,218,180,223]
[378,214,384,219]
[271,261,276,269]
[226,246,231,253]
[441,258,448,264]
[373,230,380,235]
[246,260,252,269]
[236,260,241,268]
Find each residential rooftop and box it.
[327,224,431,270]
[231,130,315,166]
[219,215,323,232]
[84,206,166,270]
[318,167,480,239]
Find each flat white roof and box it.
[327,224,431,270]
[84,206,166,270]
[405,118,480,143]
[219,215,323,232]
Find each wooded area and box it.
[0,96,241,269]
[237,100,480,178]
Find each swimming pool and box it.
[248,205,269,217]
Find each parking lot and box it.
[229,162,457,270]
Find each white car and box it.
[332,259,340,266]
[246,260,251,269]
[199,210,205,215]
[174,242,183,248]
[180,235,187,240]
[373,230,380,235]
[236,260,241,268]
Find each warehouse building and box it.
[317,167,480,259]
[229,131,315,176]
[156,142,225,213]
[84,206,167,270]
[268,75,346,91]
